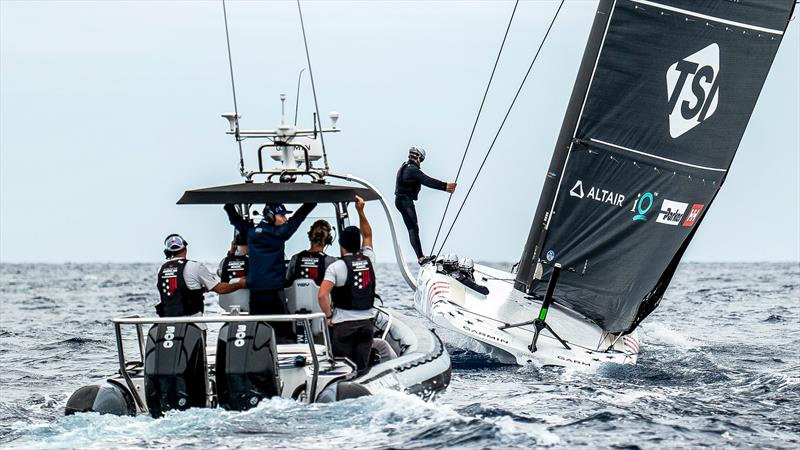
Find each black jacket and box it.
[395,160,447,200]
[224,203,316,290]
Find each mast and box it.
[515,0,614,292]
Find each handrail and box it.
[112,313,326,324]
[374,306,394,340]
[114,322,147,412]
[327,173,417,291]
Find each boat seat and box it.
[219,289,250,313]
[284,279,324,335]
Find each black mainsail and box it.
[515,0,796,333]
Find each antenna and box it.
[294,68,306,126]
[222,0,245,176]
[296,0,330,172]
[280,93,287,125]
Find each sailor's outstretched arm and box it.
[355,196,372,249]
[407,164,456,193]
[281,203,317,239]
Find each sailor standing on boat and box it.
[156,234,246,318]
[224,202,316,341]
[318,196,376,374]
[394,146,456,264]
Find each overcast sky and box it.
[1,0,798,264]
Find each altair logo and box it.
[568,180,625,206]
[666,43,720,138]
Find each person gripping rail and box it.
[317,196,377,374]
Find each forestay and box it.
[515,0,796,333]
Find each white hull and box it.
[414,264,639,368]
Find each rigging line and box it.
[435,0,565,258]
[429,0,520,255]
[296,0,330,172]
[222,0,245,176]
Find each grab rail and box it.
[374,306,393,341]
[327,172,418,291]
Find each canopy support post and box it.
[498,263,570,352]
[328,173,417,291]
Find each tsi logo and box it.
[656,199,689,226]
[666,43,720,138]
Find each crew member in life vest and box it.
[156,234,246,317]
[394,146,456,265]
[318,196,376,374]
[286,219,337,286]
[224,202,316,341]
[218,230,248,283]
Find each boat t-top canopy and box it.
[177,182,380,205]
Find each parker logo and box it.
[682,204,704,227]
[568,180,625,207]
[656,199,689,226]
[666,43,720,138]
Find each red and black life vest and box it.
[220,254,248,283]
[290,250,328,286]
[330,252,376,311]
[155,259,205,317]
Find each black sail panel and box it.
[517,0,795,333]
[534,143,719,331]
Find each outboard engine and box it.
[144,323,208,418]
[65,382,135,416]
[216,321,281,410]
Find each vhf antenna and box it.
[297,0,330,172]
[222,0,245,176]
[294,68,306,126]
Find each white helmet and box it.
[409,146,426,162]
[458,257,474,273]
[442,253,459,272]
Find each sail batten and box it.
[515,0,795,333]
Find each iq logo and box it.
[631,192,657,222]
[666,43,720,138]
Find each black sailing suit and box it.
[394,159,448,260]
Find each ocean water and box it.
[0,262,798,449]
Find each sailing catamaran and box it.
[414,0,796,367]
